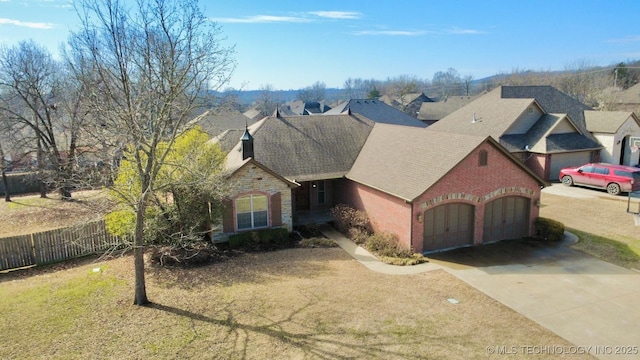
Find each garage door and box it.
[483,196,530,242]
[423,203,474,252]
[549,152,592,180]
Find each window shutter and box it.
[222,199,234,233]
[270,192,282,227]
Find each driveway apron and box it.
[429,234,640,360]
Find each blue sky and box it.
[1,0,640,90]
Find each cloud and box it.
[353,30,428,36]
[308,11,362,19]
[212,15,311,24]
[607,35,640,43]
[447,27,486,35]
[0,18,55,29]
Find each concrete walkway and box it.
[320,225,640,360]
[317,224,440,274]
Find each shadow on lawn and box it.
[147,301,428,360]
[148,247,350,290]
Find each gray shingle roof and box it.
[347,125,499,201]
[500,85,595,139]
[193,108,255,136]
[417,95,478,122]
[426,88,536,138]
[323,99,428,127]
[584,110,638,133]
[223,114,375,182]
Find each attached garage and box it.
[423,203,474,252]
[483,196,530,242]
[549,151,592,180]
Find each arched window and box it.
[478,150,488,166]
[236,194,268,230]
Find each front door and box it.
[295,181,310,211]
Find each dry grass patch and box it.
[0,248,588,359]
[0,190,112,237]
[540,192,640,269]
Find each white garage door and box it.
[549,152,592,180]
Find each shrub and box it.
[365,232,413,258]
[535,217,565,242]
[298,238,337,248]
[330,204,369,233]
[348,227,371,245]
[228,228,291,251]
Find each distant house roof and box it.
[500,114,601,153]
[427,86,602,153]
[189,108,255,137]
[499,85,595,139]
[347,124,547,201]
[584,110,639,134]
[324,99,428,127]
[221,114,375,182]
[286,100,331,115]
[426,88,537,138]
[417,95,478,122]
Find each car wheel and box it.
[561,175,573,187]
[606,183,621,195]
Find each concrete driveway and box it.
[428,236,640,360]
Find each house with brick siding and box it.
[428,86,603,181]
[215,110,548,253]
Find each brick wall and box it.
[411,142,542,252]
[336,141,542,253]
[335,179,412,247]
[216,163,293,237]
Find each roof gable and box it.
[427,88,537,138]
[584,110,640,134]
[347,124,547,201]
[500,85,594,138]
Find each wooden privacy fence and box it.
[0,220,122,271]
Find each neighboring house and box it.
[191,108,255,136]
[584,111,640,166]
[286,100,332,115]
[417,95,478,125]
[428,86,603,180]
[324,99,428,127]
[379,92,432,117]
[214,111,548,253]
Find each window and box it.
[317,180,326,204]
[236,194,268,230]
[594,167,609,175]
[478,150,488,166]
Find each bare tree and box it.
[387,75,421,111]
[0,40,85,199]
[257,84,279,117]
[432,68,462,98]
[70,0,235,305]
[297,81,326,102]
[462,75,475,96]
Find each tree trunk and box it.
[133,192,149,306]
[1,170,9,202]
[0,144,9,202]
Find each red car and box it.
[559,163,640,195]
